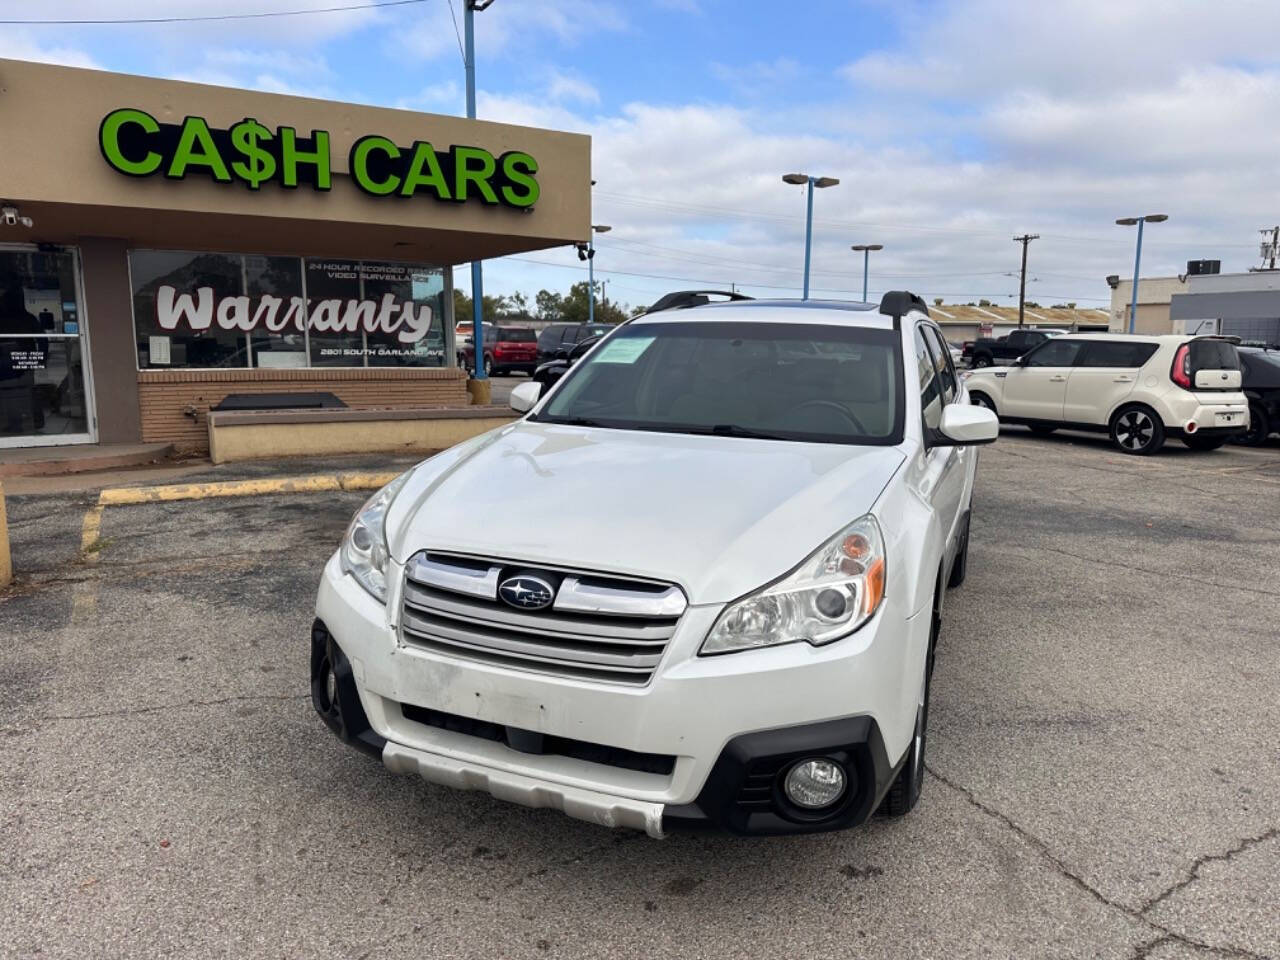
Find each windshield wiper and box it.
[545,415,607,427]
[705,423,792,441]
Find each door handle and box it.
[1049,375,1067,382]
[1112,376,1134,383]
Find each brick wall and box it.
[138,367,470,451]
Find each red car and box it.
[458,325,539,376]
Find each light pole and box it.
[850,244,883,302]
[577,224,610,325]
[783,173,839,300]
[1116,214,1168,334]
[463,0,494,379]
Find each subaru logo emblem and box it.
[498,575,555,611]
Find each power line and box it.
[445,0,467,68]
[0,0,427,25]
[501,254,1110,301]
[597,190,1262,250]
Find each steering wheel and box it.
[784,399,867,434]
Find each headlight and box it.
[340,470,414,603]
[700,514,886,655]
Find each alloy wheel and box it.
[1116,410,1154,451]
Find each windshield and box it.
[536,320,904,445]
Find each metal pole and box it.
[1018,240,1029,327]
[861,249,869,302]
[1129,218,1144,335]
[588,241,595,325]
[464,3,485,379]
[802,178,814,300]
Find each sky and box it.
[2,0,1279,313]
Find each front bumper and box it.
[312,551,924,836]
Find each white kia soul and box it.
[962,334,1248,454]
[311,291,998,837]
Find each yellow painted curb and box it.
[97,471,399,506]
[0,481,11,588]
[79,471,399,561]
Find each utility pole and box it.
[463,0,494,381]
[1012,234,1039,327]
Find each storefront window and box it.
[132,250,246,368]
[129,249,446,370]
[305,259,445,368]
[1,247,91,444]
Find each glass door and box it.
[0,245,96,447]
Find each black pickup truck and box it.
[961,328,1062,368]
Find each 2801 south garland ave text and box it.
[97,108,540,208]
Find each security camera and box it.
[1,207,17,226]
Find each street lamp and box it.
[581,224,610,325]
[783,173,839,300]
[1116,214,1169,334]
[850,243,883,302]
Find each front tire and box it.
[946,513,969,589]
[972,354,993,369]
[969,391,997,416]
[1110,405,1165,455]
[879,587,938,818]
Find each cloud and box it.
[397,0,628,62]
[0,30,98,68]
[546,70,600,105]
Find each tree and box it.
[453,289,513,325]
[978,299,993,307]
[557,281,628,325]
[535,288,564,321]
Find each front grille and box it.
[399,552,686,685]
[400,703,676,775]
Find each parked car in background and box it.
[458,325,538,376]
[311,290,999,837]
[537,323,614,364]
[532,334,602,388]
[1234,345,1280,446]
[962,328,1064,368]
[963,334,1247,454]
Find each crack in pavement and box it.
[925,766,1272,960]
[40,693,310,723]
[1140,827,1280,917]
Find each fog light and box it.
[784,758,847,809]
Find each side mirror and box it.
[1012,355,1028,366]
[936,404,999,446]
[509,380,542,414]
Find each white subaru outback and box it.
[311,291,999,837]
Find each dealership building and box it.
[0,58,590,456]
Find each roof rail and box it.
[644,290,754,314]
[878,291,929,328]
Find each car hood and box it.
[386,421,905,604]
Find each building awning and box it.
[0,58,591,264]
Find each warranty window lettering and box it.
[99,108,539,209]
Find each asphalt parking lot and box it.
[2,431,1278,959]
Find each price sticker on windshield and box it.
[594,336,654,364]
